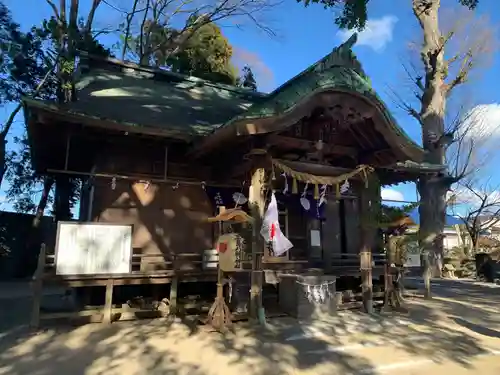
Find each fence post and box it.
[30,243,46,328]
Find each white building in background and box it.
[405,224,468,251]
[473,215,500,241]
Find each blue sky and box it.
[1,0,500,213]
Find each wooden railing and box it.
[330,253,387,268]
[42,247,386,276]
[42,250,211,275]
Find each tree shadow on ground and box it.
[1,279,500,375]
[0,316,377,375]
[452,317,500,339]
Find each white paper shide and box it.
[56,223,132,275]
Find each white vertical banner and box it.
[260,193,293,256]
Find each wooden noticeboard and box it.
[55,222,133,275]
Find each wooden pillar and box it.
[249,166,266,319]
[359,177,375,314]
[30,244,46,328]
[307,219,322,267]
[102,279,114,324]
[54,176,72,221]
[322,200,342,272]
[169,276,178,315]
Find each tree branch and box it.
[386,85,423,125]
[1,53,60,139]
[445,50,473,95]
[121,0,140,60]
[84,0,103,34]
[45,0,61,20]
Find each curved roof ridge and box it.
[267,33,368,99]
[214,34,422,152]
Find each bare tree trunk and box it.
[32,177,55,230]
[84,0,102,33]
[419,178,448,297]
[473,236,480,254]
[0,139,5,185]
[26,177,55,269]
[138,0,151,65]
[412,0,451,298]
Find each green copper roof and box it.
[23,36,423,159]
[214,34,422,155]
[24,55,268,138]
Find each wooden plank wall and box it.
[322,176,382,265]
[90,178,214,271]
[344,197,361,254]
[364,175,382,251]
[322,200,342,269]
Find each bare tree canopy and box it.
[393,6,497,138]
[102,0,280,65]
[450,179,500,252]
[294,0,496,297]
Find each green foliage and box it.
[38,16,110,102]
[458,0,478,8]
[237,65,257,91]
[163,22,238,85]
[0,2,57,104]
[1,2,107,217]
[379,203,419,225]
[122,16,240,85]
[296,0,479,30]
[0,224,9,257]
[296,0,368,29]
[4,136,51,213]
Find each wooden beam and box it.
[267,135,358,158]
[46,168,242,188]
[64,133,71,170]
[359,176,375,314]
[169,276,178,315]
[163,146,168,180]
[359,149,394,167]
[249,165,266,320]
[167,162,211,181]
[35,107,194,142]
[30,244,46,328]
[102,279,114,324]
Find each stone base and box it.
[229,274,250,314]
[279,274,337,321]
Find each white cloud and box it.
[460,103,500,141]
[381,188,404,202]
[448,186,500,214]
[337,15,398,52]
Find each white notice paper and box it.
[310,230,321,247]
[56,222,132,275]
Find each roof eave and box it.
[22,97,196,142]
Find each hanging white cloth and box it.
[260,193,293,256]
